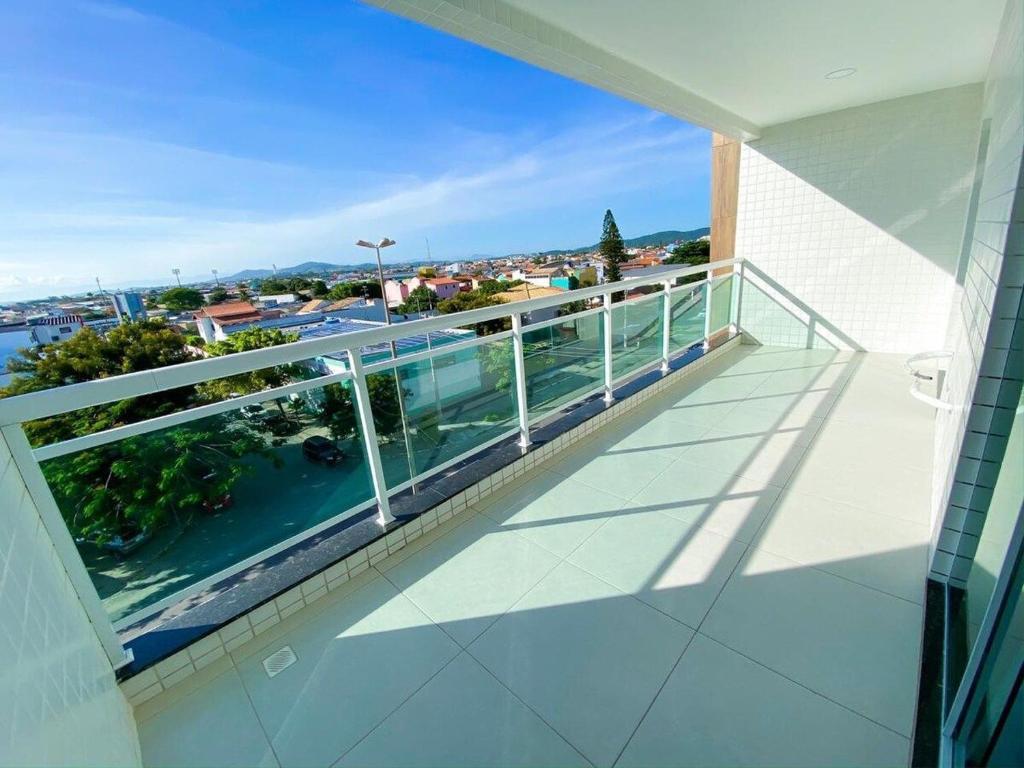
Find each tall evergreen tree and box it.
[598,209,627,285]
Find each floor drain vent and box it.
[262,646,297,678]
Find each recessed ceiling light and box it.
[825,67,857,79]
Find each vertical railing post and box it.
[660,279,672,373]
[0,424,133,670]
[703,268,714,350]
[346,351,395,526]
[510,311,532,449]
[603,291,614,403]
[733,259,744,336]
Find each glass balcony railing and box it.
[669,282,707,351]
[611,294,665,379]
[0,258,742,640]
[523,310,605,422]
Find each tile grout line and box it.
[463,645,598,768]
[694,630,913,742]
[610,536,750,768]
[328,648,468,768]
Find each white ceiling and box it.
[507,0,1005,128]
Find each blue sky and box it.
[0,0,710,300]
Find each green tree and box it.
[237,283,251,301]
[2,321,198,445]
[197,328,300,404]
[327,281,382,300]
[599,209,627,287]
[317,375,404,441]
[310,280,329,298]
[257,278,288,294]
[578,266,598,288]
[663,239,711,284]
[208,286,229,304]
[437,291,509,336]
[160,286,205,311]
[0,320,286,542]
[44,418,273,542]
[417,267,437,279]
[395,286,437,314]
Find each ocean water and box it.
[0,329,32,377]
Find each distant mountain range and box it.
[525,227,710,258]
[222,227,709,281]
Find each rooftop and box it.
[135,344,930,767]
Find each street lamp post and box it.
[356,238,418,492]
[172,268,181,287]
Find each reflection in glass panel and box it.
[611,295,664,379]
[382,338,518,484]
[955,390,1024,764]
[669,283,706,351]
[523,313,604,422]
[41,381,375,623]
[710,274,734,333]
[949,390,1024,698]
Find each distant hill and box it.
[226,261,349,281]
[526,227,709,258]
[221,227,709,281]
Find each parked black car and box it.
[302,435,344,465]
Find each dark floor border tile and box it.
[118,336,732,679]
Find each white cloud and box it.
[0,115,707,299]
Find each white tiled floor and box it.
[136,344,933,768]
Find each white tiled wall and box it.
[735,84,984,353]
[0,432,140,767]
[930,0,1024,584]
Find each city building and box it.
[28,313,84,345]
[110,291,147,323]
[0,2,1022,767]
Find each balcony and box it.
[125,341,932,767]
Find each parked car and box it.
[240,404,268,422]
[202,493,233,514]
[302,435,344,465]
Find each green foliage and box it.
[478,279,520,296]
[2,321,198,445]
[578,266,598,288]
[208,286,229,304]
[417,267,437,278]
[310,280,329,298]
[395,286,438,314]
[530,255,545,265]
[437,290,509,336]
[663,239,711,284]
[599,209,627,285]
[317,375,404,441]
[43,418,274,542]
[197,328,300,402]
[237,283,251,301]
[327,281,381,300]
[0,320,302,542]
[160,286,205,311]
[481,341,515,391]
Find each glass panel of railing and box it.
[710,273,734,333]
[522,312,604,422]
[669,283,707,352]
[38,380,375,624]
[611,294,664,379]
[380,337,518,487]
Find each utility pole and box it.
[212,269,220,286]
[172,268,181,287]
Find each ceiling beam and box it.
[368,0,762,141]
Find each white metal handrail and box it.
[1,257,744,668]
[0,259,742,426]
